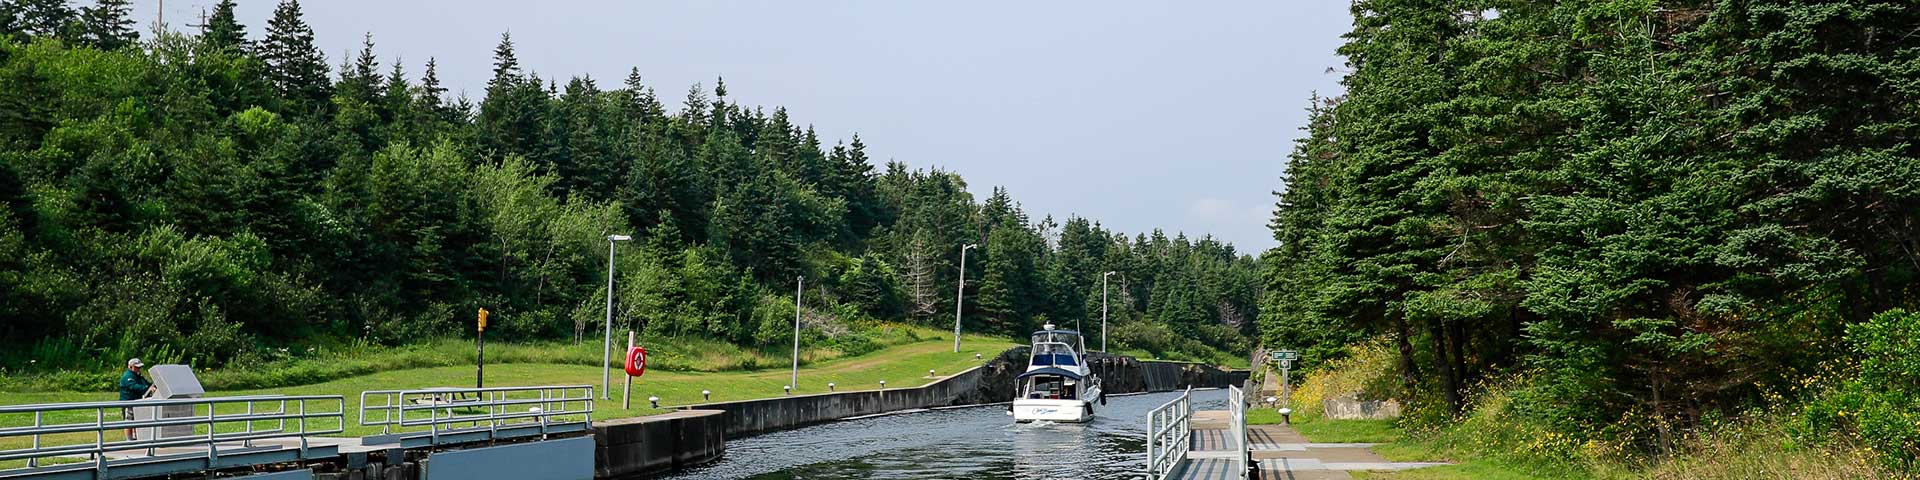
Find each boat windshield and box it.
[1029,342,1080,367]
[1031,331,1083,346]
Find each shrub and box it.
[1805,309,1920,472]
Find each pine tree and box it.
[621,67,665,126]
[260,0,331,114]
[478,32,552,161]
[487,32,520,92]
[78,0,135,50]
[7,0,76,40]
[200,0,245,51]
[336,33,381,106]
[0,3,16,37]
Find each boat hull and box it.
[1012,399,1093,423]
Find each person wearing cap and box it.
[118,358,153,440]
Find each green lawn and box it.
[0,332,1018,468]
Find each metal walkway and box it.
[1144,387,1445,480]
[0,385,595,480]
[1146,386,1249,480]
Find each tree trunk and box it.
[1393,314,1418,394]
[1448,318,1469,388]
[1651,369,1673,457]
[1430,320,1461,414]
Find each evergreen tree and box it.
[200,0,246,52]
[620,67,665,126]
[78,0,135,50]
[260,0,331,114]
[6,0,76,40]
[477,32,549,161]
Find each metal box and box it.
[135,364,206,440]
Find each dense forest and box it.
[0,0,1259,371]
[1261,0,1919,469]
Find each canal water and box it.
[661,389,1227,480]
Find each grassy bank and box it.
[0,323,970,393]
[1253,341,1893,480]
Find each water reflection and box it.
[661,389,1226,480]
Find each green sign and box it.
[1271,350,1299,362]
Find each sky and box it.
[132,1,1352,253]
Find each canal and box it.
[661,389,1228,480]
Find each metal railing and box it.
[1227,385,1247,479]
[0,395,344,474]
[358,385,594,443]
[1144,387,1193,480]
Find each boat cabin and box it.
[1020,325,1090,400]
[1018,367,1083,400]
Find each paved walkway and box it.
[1172,423,1446,480]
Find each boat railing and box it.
[1145,387,1193,480]
[0,395,344,474]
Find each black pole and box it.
[476,328,485,388]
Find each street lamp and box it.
[791,275,803,395]
[953,243,978,353]
[602,234,633,400]
[1102,271,1116,352]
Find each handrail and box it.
[1228,385,1247,479]
[1144,386,1193,480]
[0,395,344,474]
[358,385,594,440]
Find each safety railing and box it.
[0,395,344,474]
[1227,385,1248,479]
[358,385,593,443]
[1144,387,1193,480]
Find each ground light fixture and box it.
[601,234,634,400]
[784,385,792,395]
[879,380,886,389]
[702,390,711,401]
[929,369,936,377]
[649,396,660,409]
[827,382,836,391]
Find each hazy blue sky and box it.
[134,1,1351,252]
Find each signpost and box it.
[1272,349,1298,415]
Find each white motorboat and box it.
[1011,324,1103,423]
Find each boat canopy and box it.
[1015,367,1085,380]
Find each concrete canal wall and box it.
[592,410,726,478]
[680,347,1247,439]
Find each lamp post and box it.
[791,275,803,395]
[953,243,977,353]
[602,234,633,400]
[1101,271,1116,352]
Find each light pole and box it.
[602,234,633,400]
[791,275,803,394]
[1102,271,1116,352]
[953,243,977,353]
